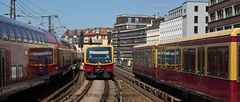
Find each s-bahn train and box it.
[83,45,114,79]
[0,15,77,99]
[133,28,240,102]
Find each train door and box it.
[0,49,7,90]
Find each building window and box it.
[209,29,215,32]
[210,13,216,21]
[194,6,198,12]
[131,18,135,23]
[128,18,131,23]
[206,16,208,23]
[135,18,139,23]
[225,25,232,30]
[216,27,223,31]
[207,46,229,78]
[194,16,198,23]
[234,23,240,28]
[217,10,224,20]
[225,7,232,17]
[235,4,240,15]
[210,0,217,5]
[205,26,208,33]
[206,6,208,12]
[194,26,198,34]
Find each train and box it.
[83,45,114,79]
[133,28,240,102]
[0,15,78,99]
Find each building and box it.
[62,27,112,52]
[208,0,240,32]
[159,1,208,42]
[112,14,159,65]
[146,17,164,44]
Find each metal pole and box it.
[13,0,16,20]
[48,16,51,33]
[10,0,13,19]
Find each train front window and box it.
[29,48,53,64]
[86,47,112,63]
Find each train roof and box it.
[0,15,73,46]
[156,28,240,45]
[134,28,240,48]
[0,16,46,33]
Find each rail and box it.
[115,67,181,102]
[73,80,93,101]
[42,70,80,102]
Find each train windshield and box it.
[86,47,112,63]
[29,48,53,64]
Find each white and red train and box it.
[0,15,77,99]
[133,29,240,102]
[83,45,114,79]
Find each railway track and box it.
[115,66,181,102]
[78,79,121,102]
[42,71,84,102]
[43,75,121,102]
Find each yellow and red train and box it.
[133,28,240,102]
[83,45,114,79]
[0,16,77,99]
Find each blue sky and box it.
[0,0,207,34]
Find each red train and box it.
[83,45,114,79]
[133,29,240,102]
[0,16,77,99]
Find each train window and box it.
[25,29,33,43]
[176,49,181,64]
[17,65,24,80]
[158,48,165,65]
[13,26,23,42]
[6,24,16,41]
[0,22,8,40]
[19,27,28,43]
[198,47,205,75]
[32,31,39,44]
[35,32,42,45]
[42,34,48,45]
[183,48,196,73]
[11,66,17,80]
[165,49,175,65]
[38,34,45,45]
[239,46,240,80]
[30,31,37,44]
[207,46,229,78]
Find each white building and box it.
[159,1,208,42]
[146,28,160,44]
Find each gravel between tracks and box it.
[118,79,153,102]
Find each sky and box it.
[0,0,207,34]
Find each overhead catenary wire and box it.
[24,0,52,14]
